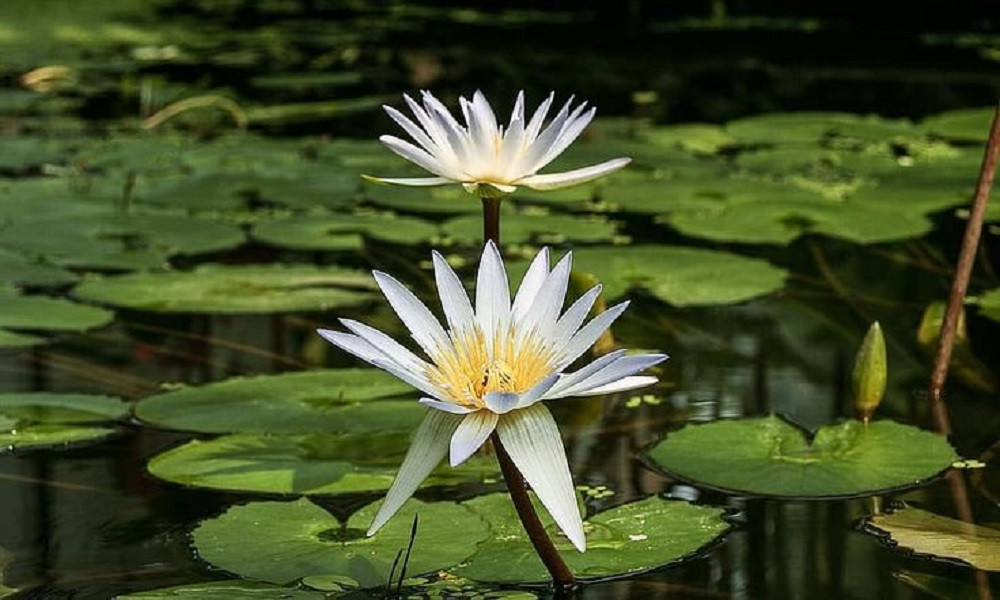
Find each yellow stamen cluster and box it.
[427,327,557,409]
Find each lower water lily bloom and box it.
[366,90,631,197]
[317,242,666,551]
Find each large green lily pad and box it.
[572,245,787,306]
[117,580,329,599]
[0,392,128,451]
[453,493,728,583]
[442,212,619,245]
[361,183,482,214]
[867,507,1000,571]
[253,212,439,250]
[923,107,996,143]
[0,288,113,346]
[647,416,958,498]
[147,431,498,495]
[73,264,376,313]
[726,112,919,145]
[192,497,489,588]
[135,369,417,434]
[0,249,78,286]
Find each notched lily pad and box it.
[192,497,489,588]
[0,392,128,451]
[135,369,417,434]
[73,264,376,313]
[147,431,498,495]
[572,245,787,306]
[454,493,728,583]
[866,506,1000,571]
[647,416,958,498]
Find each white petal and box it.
[545,350,626,399]
[554,353,667,398]
[379,135,454,178]
[516,252,572,347]
[432,251,475,337]
[515,373,560,409]
[524,92,555,142]
[362,175,453,187]
[368,356,442,399]
[419,397,476,414]
[556,301,629,369]
[510,247,550,321]
[317,329,384,365]
[484,391,520,414]
[530,106,596,172]
[510,91,525,124]
[552,285,602,347]
[475,241,511,347]
[373,271,450,360]
[384,105,439,154]
[497,404,585,552]
[514,97,576,173]
[468,90,500,159]
[404,94,461,165]
[368,410,462,535]
[518,157,631,191]
[339,319,430,375]
[571,375,659,397]
[450,410,498,466]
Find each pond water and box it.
[1,1,1000,598]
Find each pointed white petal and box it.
[432,251,475,336]
[571,375,659,397]
[516,252,572,346]
[484,391,520,414]
[475,241,511,346]
[498,114,526,180]
[515,97,576,173]
[497,404,585,552]
[419,397,477,414]
[519,157,631,191]
[363,175,453,187]
[524,92,555,142]
[510,247,550,321]
[368,410,462,535]
[379,135,453,178]
[555,353,667,398]
[317,329,384,365]
[556,301,629,369]
[515,373,560,409]
[339,319,430,375]
[552,285,602,347]
[384,105,439,154]
[510,91,525,124]
[469,90,500,155]
[450,410,498,466]
[368,357,441,399]
[546,350,627,399]
[373,271,450,360]
[530,106,597,172]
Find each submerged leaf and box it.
[868,507,1000,571]
[117,580,328,599]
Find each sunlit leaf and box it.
[867,506,1000,571]
[647,416,957,497]
[923,107,996,143]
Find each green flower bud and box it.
[853,322,887,424]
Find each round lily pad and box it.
[726,112,918,145]
[72,264,376,313]
[0,290,113,333]
[453,493,729,583]
[923,107,996,143]
[572,245,787,306]
[253,212,439,250]
[135,369,417,434]
[0,249,78,286]
[192,497,489,588]
[647,416,958,498]
[117,580,328,599]
[147,431,498,495]
[0,392,128,451]
[443,212,619,245]
[866,506,1000,571]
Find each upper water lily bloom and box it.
[367,90,631,197]
[317,242,666,551]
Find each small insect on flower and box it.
[317,242,666,551]
[366,90,631,198]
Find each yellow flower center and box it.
[426,328,556,409]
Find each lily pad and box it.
[442,212,619,245]
[0,392,128,451]
[726,112,919,145]
[117,580,328,599]
[0,329,44,348]
[72,264,375,313]
[0,290,114,333]
[0,249,78,287]
[253,212,439,250]
[192,497,489,588]
[971,287,1000,324]
[647,416,958,497]
[361,183,482,214]
[867,507,1000,571]
[572,245,787,306]
[454,493,728,582]
[644,123,735,155]
[134,369,418,434]
[147,431,498,495]
[923,107,996,143]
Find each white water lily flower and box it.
[317,242,666,552]
[366,90,631,197]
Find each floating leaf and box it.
[135,369,416,434]
[726,112,918,145]
[442,212,619,245]
[73,264,375,313]
[0,137,68,171]
[0,249,78,287]
[644,123,735,155]
[454,493,728,582]
[146,431,498,495]
[0,290,113,333]
[253,212,439,250]
[923,107,995,143]
[361,183,481,214]
[117,580,328,599]
[192,498,489,588]
[0,392,127,451]
[647,416,957,497]
[0,329,44,348]
[867,507,1000,571]
[572,246,787,306]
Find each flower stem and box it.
[481,196,577,591]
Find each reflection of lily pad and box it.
[118,580,328,599]
[647,416,957,497]
[867,507,1000,571]
[192,498,489,588]
[73,264,375,313]
[0,392,128,451]
[135,369,416,434]
[443,212,619,245]
[573,245,787,306]
[253,212,439,250]
[147,431,498,495]
[454,493,728,583]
